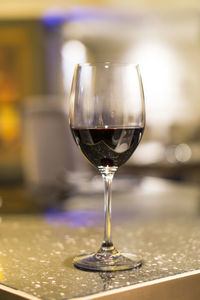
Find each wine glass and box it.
[69,62,145,271]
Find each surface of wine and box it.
[71,127,144,168]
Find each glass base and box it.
[73,244,142,271]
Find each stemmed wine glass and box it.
[69,62,145,271]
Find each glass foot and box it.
[73,244,142,271]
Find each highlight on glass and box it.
[69,62,145,271]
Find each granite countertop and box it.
[0,177,200,299]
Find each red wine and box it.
[71,127,144,168]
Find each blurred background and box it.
[0,0,200,212]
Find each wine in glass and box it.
[69,62,145,271]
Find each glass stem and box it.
[103,172,113,245]
[99,167,117,248]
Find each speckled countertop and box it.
[0,177,200,299]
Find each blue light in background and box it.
[41,6,67,28]
[42,15,66,28]
[41,6,131,29]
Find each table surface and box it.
[0,176,200,300]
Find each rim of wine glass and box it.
[76,62,140,68]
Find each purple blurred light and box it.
[41,6,137,28]
[44,209,102,228]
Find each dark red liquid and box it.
[71,127,144,168]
